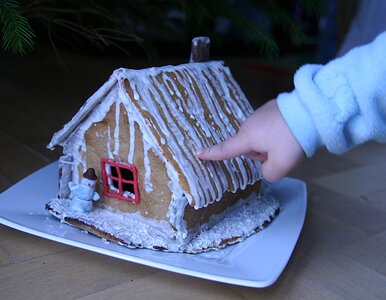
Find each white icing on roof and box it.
[48,61,262,209]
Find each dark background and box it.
[0,0,357,188]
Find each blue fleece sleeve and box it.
[277,31,386,157]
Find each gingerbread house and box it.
[46,37,280,253]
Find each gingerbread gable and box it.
[48,61,261,210]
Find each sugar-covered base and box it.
[46,185,280,253]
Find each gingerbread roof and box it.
[48,61,261,209]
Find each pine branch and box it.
[23,0,144,57]
[0,0,35,55]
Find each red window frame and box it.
[100,158,140,204]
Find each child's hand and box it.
[196,99,305,181]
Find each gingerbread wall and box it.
[79,103,173,222]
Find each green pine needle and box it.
[0,0,35,55]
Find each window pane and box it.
[109,166,120,190]
[110,165,118,177]
[122,184,135,199]
[121,167,134,181]
[122,182,135,193]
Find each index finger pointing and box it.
[196,133,250,161]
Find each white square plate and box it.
[0,161,306,287]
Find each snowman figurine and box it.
[68,168,100,213]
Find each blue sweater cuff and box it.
[277,91,322,157]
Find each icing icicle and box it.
[113,101,121,156]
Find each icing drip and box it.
[126,111,136,163]
[113,102,120,156]
[167,195,189,241]
[143,141,153,193]
[106,126,113,158]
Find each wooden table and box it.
[1,46,386,299]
